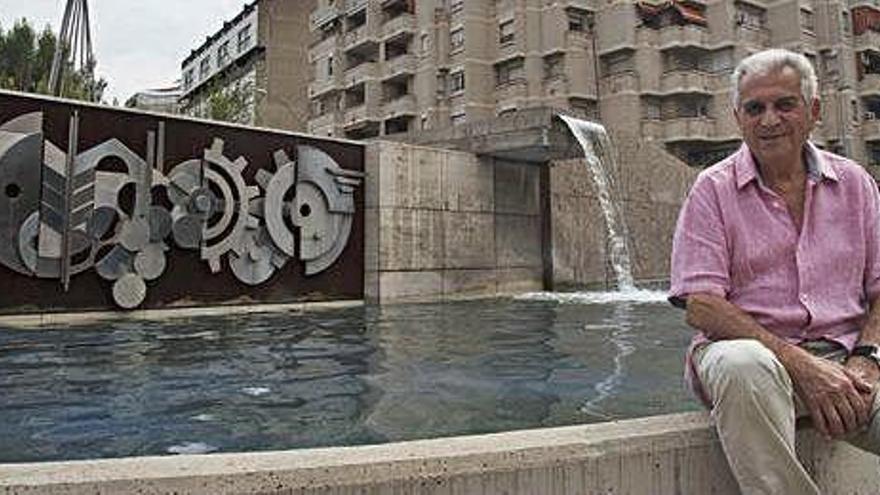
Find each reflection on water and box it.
[0,297,699,463]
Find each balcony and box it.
[657,25,710,49]
[310,5,340,31]
[383,54,417,79]
[861,73,880,96]
[864,116,880,142]
[663,117,716,142]
[382,12,416,39]
[599,72,639,94]
[543,75,570,97]
[343,62,379,88]
[735,26,770,47]
[382,94,417,118]
[495,79,528,104]
[346,0,367,15]
[565,0,596,9]
[308,112,338,134]
[854,29,880,53]
[660,71,715,94]
[310,34,338,57]
[309,77,339,98]
[343,25,379,52]
[343,102,381,130]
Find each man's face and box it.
[734,66,820,168]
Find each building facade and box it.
[125,86,182,115]
[180,0,316,131]
[306,0,880,171]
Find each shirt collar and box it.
[734,141,839,190]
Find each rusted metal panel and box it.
[0,90,365,314]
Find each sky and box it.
[0,0,251,103]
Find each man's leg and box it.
[694,339,820,494]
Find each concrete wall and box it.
[550,139,699,288]
[365,141,544,303]
[4,412,878,494]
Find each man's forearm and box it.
[858,296,880,347]
[685,292,807,364]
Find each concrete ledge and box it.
[2,412,878,494]
[0,300,364,329]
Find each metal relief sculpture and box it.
[0,112,363,308]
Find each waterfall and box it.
[558,115,635,292]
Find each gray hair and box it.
[730,49,818,109]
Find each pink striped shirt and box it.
[669,143,880,402]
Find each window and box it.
[449,0,463,14]
[238,25,252,53]
[544,54,564,79]
[450,28,464,52]
[735,2,766,30]
[327,55,334,77]
[568,9,593,33]
[421,33,429,53]
[199,58,211,79]
[495,58,524,85]
[436,71,448,97]
[601,50,634,76]
[184,69,194,89]
[499,20,514,44]
[450,70,465,93]
[801,8,815,34]
[451,112,466,126]
[217,41,230,66]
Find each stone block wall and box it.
[365,141,544,303]
[550,138,700,288]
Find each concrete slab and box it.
[494,161,541,216]
[443,153,494,213]
[3,412,877,494]
[495,214,542,268]
[377,271,444,303]
[379,208,445,271]
[443,212,496,269]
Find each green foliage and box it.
[202,78,255,124]
[0,18,107,103]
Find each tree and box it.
[0,18,107,103]
[201,77,255,124]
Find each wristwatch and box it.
[850,345,880,371]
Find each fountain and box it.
[558,114,635,291]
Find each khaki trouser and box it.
[694,339,880,495]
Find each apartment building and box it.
[179,0,316,130]
[125,85,182,115]
[306,0,880,171]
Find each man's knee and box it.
[702,339,791,395]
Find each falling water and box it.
[558,115,635,292]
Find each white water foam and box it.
[191,413,215,422]
[167,442,218,455]
[516,289,668,305]
[241,386,271,397]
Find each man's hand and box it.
[783,348,873,439]
[845,356,879,408]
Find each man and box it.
[670,48,880,494]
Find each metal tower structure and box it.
[48,0,94,98]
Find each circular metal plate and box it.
[120,217,151,252]
[134,243,167,281]
[112,273,146,309]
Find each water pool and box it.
[0,293,701,463]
